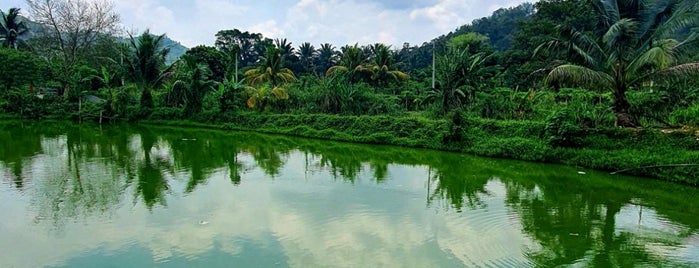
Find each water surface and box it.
[1,121,698,267]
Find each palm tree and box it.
[326,44,367,83]
[244,47,296,110]
[168,54,214,114]
[275,38,297,69]
[296,42,317,74]
[0,8,28,49]
[364,43,409,87]
[429,47,496,113]
[245,47,297,87]
[541,0,699,127]
[316,43,338,75]
[126,29,172,108]
[274,38,294,58]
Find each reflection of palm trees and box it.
[135,156,171,210]
[133,129,172,209]
[428,170,490,212]
[503,177,692,267]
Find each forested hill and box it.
[444,3,535,51]
[396,3,535,73]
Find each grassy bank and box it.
[141,112,699,185]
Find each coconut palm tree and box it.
[0,8,28,49]
[364,43,409,87]
[541,0,699,127]
[126,29,173,108]
[244,47,296,110]
[245,47,297,87]
[168,54,214,114]
[326,44,367,83]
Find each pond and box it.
[1,121,698,267]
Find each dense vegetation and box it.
[1,0,699,183]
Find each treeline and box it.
[1,0,699,130]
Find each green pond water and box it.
[1,121,698,267]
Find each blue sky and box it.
[5,0,530,48]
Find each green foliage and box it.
[0,7,29,49]
[1,89,68,118]
[441,111,466,146]
[126,29,173,109]
[545,108,584,147]
[447,33,492,54]
[670,103,699,126]
[540,0,699,127]
[429,46,498,114]
[0,48,46,91]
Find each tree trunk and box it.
[613,86,638,128]
[141,88,153,108]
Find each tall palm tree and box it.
[364,43,409,87]
[244,47,296,109]
[168,54,214,114]
[0,8,28,49]
[274,38,294,58]
[542,0,699,127]
[296,42,317,74]
[127,29,172,108]
[275,38,297,69]
[245,47,297,87]
[326,44,367,83]
[316,43,338,75]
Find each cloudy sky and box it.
[6,0,530,48]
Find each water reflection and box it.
[1,121,698,267]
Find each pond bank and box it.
[140,113,699,185]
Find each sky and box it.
[5,0,531,48]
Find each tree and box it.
[363,43,409,87]
[316,43,338,75]
[244,47,296,110]
[541,0,699,127]
[448,33,493,55]
[126,29,172,108]
[26,0,120,94]
[326,44,367,83]
[430,47,497,113]
[0,8,29,49]
[168,54,214,114]
[245,47,297,87]
[0,48,45,91]
[296,42,316,75]
[214,29,270,68]
[185,45,226,82]
[503,0,596,87]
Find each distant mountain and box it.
[116,35,187,64]
[160,36,187,64]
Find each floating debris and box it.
[199,220,209,225]
[577,171,586,175]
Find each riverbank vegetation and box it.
[1,0,698,184]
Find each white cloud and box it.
[7,0,532,48]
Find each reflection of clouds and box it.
[1,151,538,268]
[4,136,699,268]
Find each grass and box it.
[140,112,699,185]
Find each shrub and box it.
[544,108,584,147]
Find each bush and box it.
[670,103,699,127]
[544,108,584,147]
